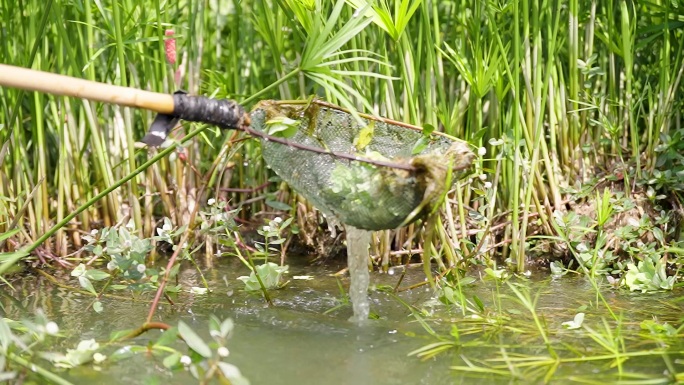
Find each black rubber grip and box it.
[141,92,249,146]
[172,93,248,129]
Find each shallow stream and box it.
[2,258,683,384]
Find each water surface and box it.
[2,259,683,384]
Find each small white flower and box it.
[479,174,487,181]
[136,264,146,273]
[208,198,216,206]
[273,217,282,224]
[93,353,107,363]
[180,355,192,365]
[478,147,487,156]
[217,347,230,357]
[45,321,59,335]
[181,242,188,249]
[262,225,271,232]
[484,181,492,189]
[107,261,117,271]
[90,229,98,236]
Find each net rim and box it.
[253,99,469,147]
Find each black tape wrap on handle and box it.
[141,92,250,147]
[173,93,249,129]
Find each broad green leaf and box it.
[78,276,96,295]
[71,263,87,277]
[265,117,300,138]
[217,362,249,385]
[163,352,181,369]
[422,123,435,136]
[265,200,292,211]
[85,269,110,281]
[178,321,212,358]
[280,217,294,229]
[155,327,179,347]
[411,136,429,155]
[92,244,103,256]
[237,263,288,291]
[354,121,375,151]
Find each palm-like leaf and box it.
[296,0,393,117]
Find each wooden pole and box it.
[0,64,175,114]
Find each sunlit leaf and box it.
[78,276,96,295]
[85,269,110,281]
[265,116,300,138]
[155,327,179,347]
[217,362,250,385]
[354,121,375,151]
[162,352,181,369]
[178,321,212,358]
[411,136,429,155]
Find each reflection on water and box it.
[2,259,683,385]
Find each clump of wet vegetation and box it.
[2,0,684,384]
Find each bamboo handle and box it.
[0,64,175,114]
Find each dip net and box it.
[249,100,474,231]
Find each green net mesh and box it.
[250,101,474,231]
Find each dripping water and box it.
[345,225,371,323]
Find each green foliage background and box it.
[0,0,683,271]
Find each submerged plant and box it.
[237,262,288,291]
[68,219,186,312]
[624,257,675,292]
[161,317,249,385]
[233,217,293,299]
